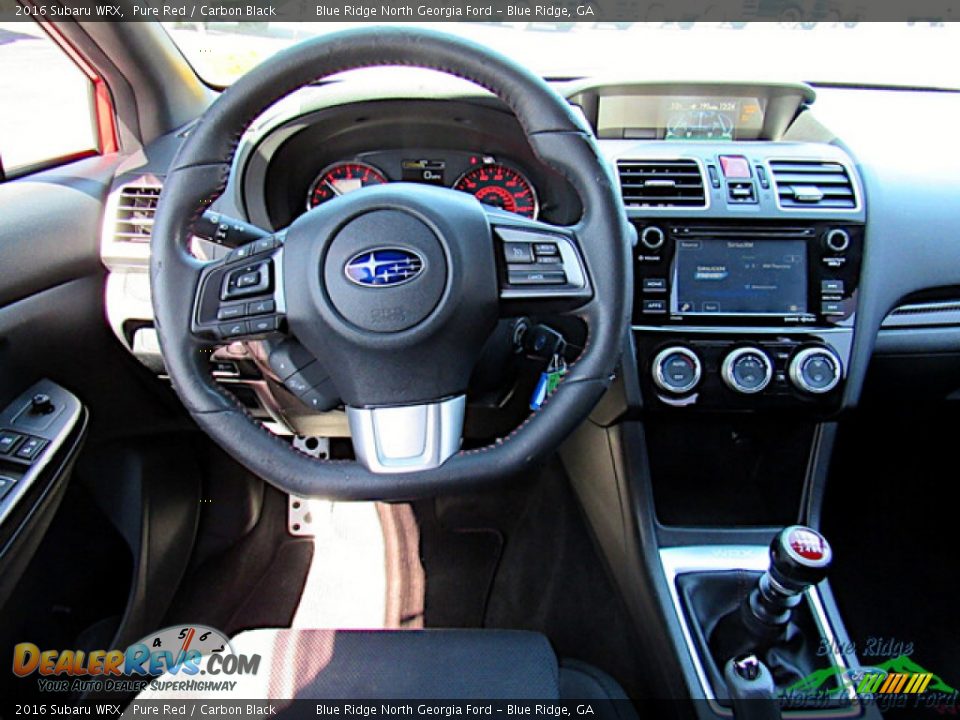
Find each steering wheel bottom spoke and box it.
[191,237,288,343]
[346,395,466,474]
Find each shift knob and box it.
[769,525,832,591]
[743,526,832,638]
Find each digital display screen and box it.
[673,239,808,316]
[401,159,445,185]
[596,94,765,140]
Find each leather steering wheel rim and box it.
[151,27,632,500]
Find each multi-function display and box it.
[672,238,808,316]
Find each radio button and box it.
[722,347,773,395]
[652,347,701,395]
[789,348,842,395]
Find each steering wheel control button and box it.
[217,303,247,321]
[247,316,281,335]
[722,347,774,394]
[789,347,842,394]
[640,225,666,251]
[533,243,559,256]
[0,475,15,501]
[0,430,24,455]
[268,340,315,381]
[536,255,563,265]
[507,270,567,286]
[247,299,276,316]
[222,261,271,300]
[218,321,247,339]
[652,346,702,395]
[503,242,534,264]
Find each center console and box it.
[633,220,863,413]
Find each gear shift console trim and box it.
[659,546,858,717]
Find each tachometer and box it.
[307,161,388,209]
[453,163,538,219]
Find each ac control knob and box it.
[789,347,842,394]
[722,347,773,394]
[652,346,701,395]
[824,228,850,253]
[640,225,666,251]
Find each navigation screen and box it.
[673,239,808,315]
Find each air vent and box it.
[113,184,161,243]
[769,160,856,210]
[617,159,706,208]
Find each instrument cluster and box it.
[304,150,540,219]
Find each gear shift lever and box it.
[743,525,832,640]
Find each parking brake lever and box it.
[724,655,782,720]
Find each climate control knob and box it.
[789,347,842,394]
[640,225,666,251]
[652,346,702,395]
[722,347,773,394]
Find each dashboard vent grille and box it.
[617,159,706,208]
[769,160,856,209]
[113,184,161,243]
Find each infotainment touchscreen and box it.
[672,239,807,316]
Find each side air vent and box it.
[769,160,857,210]
[113,184,161,243]
[617,159,706,208]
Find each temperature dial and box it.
[652,346,702,395]
[722,347,773,394]
[789,347,842,394]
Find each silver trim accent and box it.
[882,300,960,329]
[633,325,853,337]
[652,346,702,395]
[766,158,862,214]
[721,347,773,394]
[346,395,465,474]
[789,347,842,395]
[659,546,858,716]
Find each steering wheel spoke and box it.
[190,236,289,343]
[485,210,592,315]
[346,396,466,474]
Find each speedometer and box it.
[307,161,388,209]
[453,163,538,219]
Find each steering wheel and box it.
[151,27,631,500]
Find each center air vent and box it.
[769,160,857,210]
[112,183,161,243]
[617,159,706,208]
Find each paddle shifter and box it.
[742,525,833,640]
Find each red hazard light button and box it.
[719,155,752,179]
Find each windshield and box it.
[164,22,959,90]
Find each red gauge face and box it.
[307,162,388,209]
[453,164,538,219]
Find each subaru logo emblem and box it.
[344,248,425,288]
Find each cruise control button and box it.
[247,299,276,316]
[533,243,559,256]
[503,242,535,264]
[217,304,247,321]
[0,430,24,455]
[0,475,15,501]
[508,270,566,285]
[14,436,46,461]
[536,255,563,265]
